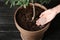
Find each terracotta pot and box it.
[14,3,50,40]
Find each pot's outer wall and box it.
[0,0,60,40]
[14,3,49,40]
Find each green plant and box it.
[5,0,29,8]
[5,0,51,21]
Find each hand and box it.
[36,9,57,26]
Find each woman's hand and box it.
[36,9,57,26]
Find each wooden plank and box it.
[0,24,18,32]
[0,16,14,24]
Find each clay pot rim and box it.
[14,3,49,32]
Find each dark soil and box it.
[16,4,46,31]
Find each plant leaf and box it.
[16,1,22,6]
[5,0,9,5]
[25,0,29,6]
[39,0,51,4]
[10,4,12,8]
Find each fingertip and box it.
[36,21,41,26]
[36,23,40,26]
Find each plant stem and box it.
[31,0,35,21]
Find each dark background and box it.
[0,0,60,40]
